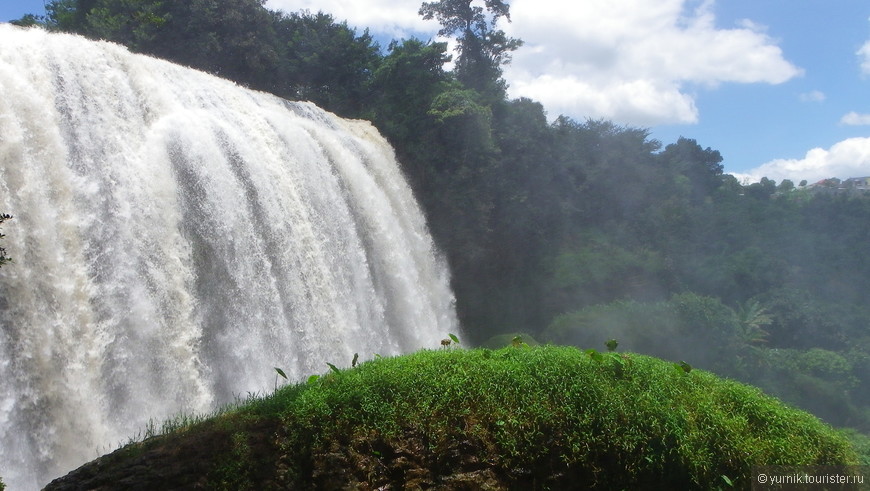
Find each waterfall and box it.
[0,25,458,489]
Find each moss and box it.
[46,346,858,490]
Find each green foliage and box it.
[658,137,724,203]
[278,11,382,116]
[842,429,870,466]
[546,294,870,429]
[10,13,43,26]
[480,332,540,349]
[419,0,522,97]
[114,347,856,489]
[675,361,692,373]
[734,300,772,345]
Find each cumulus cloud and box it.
[502,0,802,124]
[266,0,801,126]
[840,112,870,126]
[740,137,870,183]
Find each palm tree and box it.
[735,300,772,345]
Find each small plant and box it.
[326,362,341,374]
[441,333,461,348]
[605,339,619,352]
[274,367,288,390]
[585,348,604,362]
[675,360,692,373]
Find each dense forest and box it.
[11,0,870,434]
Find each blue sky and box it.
[4,0,869,183]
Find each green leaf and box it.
[274,367,288,380]
[675,361,692,373]
[448,333,460,344]
[721,475,734,487]
[307,374,320,384]
[326,362,341,374]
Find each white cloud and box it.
[502,0,802,124]
[267,0,801,126]
[840,111,870,126]
[798,90,825,103]
[858,40,870,76]
[741,137,870,183]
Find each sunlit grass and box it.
[113,345,859,489]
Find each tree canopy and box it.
[419,0,522,98]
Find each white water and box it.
[0,25,457,489]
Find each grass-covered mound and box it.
[46,346,858,490]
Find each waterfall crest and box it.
[0,25,457,489]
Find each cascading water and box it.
[0,25,458,489]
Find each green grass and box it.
[68,346,859,490]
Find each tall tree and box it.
[658,137,724,203]
[419,0,522,98]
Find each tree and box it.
[367,39,455,185]
[10,13,42,26]
[658,137,724,203]
[419,0,522,98]
[277,11,382,117]
[777,179,795,193]
[0,214,12,268]
[735,299,772,345]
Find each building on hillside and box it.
[842,176,870,190]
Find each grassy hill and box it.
[44,345,859,490]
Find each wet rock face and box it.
[308,430,512,490]
[44,423,544,490]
